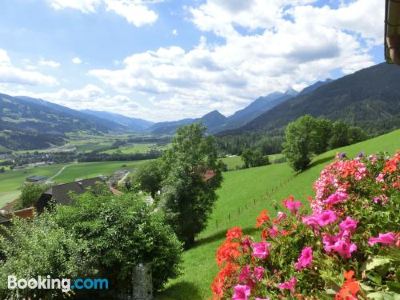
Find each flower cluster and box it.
[212,152,400,299]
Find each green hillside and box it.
[156,129,400,300]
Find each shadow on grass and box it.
[308,155,335,169]
[194,227,258,248]
[155,281,202,300]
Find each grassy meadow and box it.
[156,129,400,300]
[102,143,169,154]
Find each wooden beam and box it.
[386,0,400,64]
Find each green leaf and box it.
[388,282,400,293]
[366,257,392,271]
[367,291,400,300]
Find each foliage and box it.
[329,121,368,149]
[0,214,86,299]
[283,115,367,171]
[212,152,400,299]
[54,192,182,291]
[283,115,316,171]
[15,182,50,210]
[241,149,270,169]
[132,159,163,198]
[216,132,283,156]
[160,124,224,248]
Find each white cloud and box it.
[47,0,102,13]
[105,0,158,27]
[72,57,82,64]
[88,0,380,120]
[47,0,159,27]
[39,0,383,121]
[0,49,58,86]
[13,84,151,119]
[38,58,61,68]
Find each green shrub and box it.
[0,214,85,299]
[54,192,182,291]
[15,183,50,210]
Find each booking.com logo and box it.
[8,275,109,292]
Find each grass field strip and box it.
[212,175,295,232]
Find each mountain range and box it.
[1,62,400,151]
[227,63,400,136]
[82,109,154,132]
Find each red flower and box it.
[226,227,243,241]
[335,270,360,300]
[211,262,239,299]
[216,240,241,266]
[256,210,270,228]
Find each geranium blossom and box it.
[226,227,243,241]
[339,217,358,233]
[294,247,313,270]
[278,277,297,293]
[324,191,348,206]
[315,210,337,226]
[233,284,251,300]
[368,232,396,246]
[254,266,265,281]
[283,195,302,214]
[335,271,360,300]
[216,240,241,266]
[239,265,251,282]
[256,210,270,228]
[303,210,337,228]
[330,239,357,259]
[268,226,279,238]
[251,242,270,260]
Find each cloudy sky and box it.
[0,0,384,121]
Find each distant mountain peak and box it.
[285,88,298,96]
[202,110,226,119]
[299,79,333,96]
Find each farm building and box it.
[0,207,36,226]
[35,177,105,213]
[26,175,48,183]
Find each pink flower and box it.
[239,266,251,282]
[277,211,287,222]
[283,196,302,214]
[322,234,338,253]
[330,239,357,259]
[254,266,265,281]
[373,195,388,205]
[339,217,358,233]
[368,232,396,246]
[324,191,348,205]
[278,277,297,293]
[268,226,279,238]
[294,247,313,270]
[302,215,319,230]
[251,242,270,259]
[315,210,337,227]
[323,234,357,258]
[376,173,385,183]
[233,284,251,300]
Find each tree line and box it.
[283,115,368,171]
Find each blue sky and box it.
[0,0,384,121]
